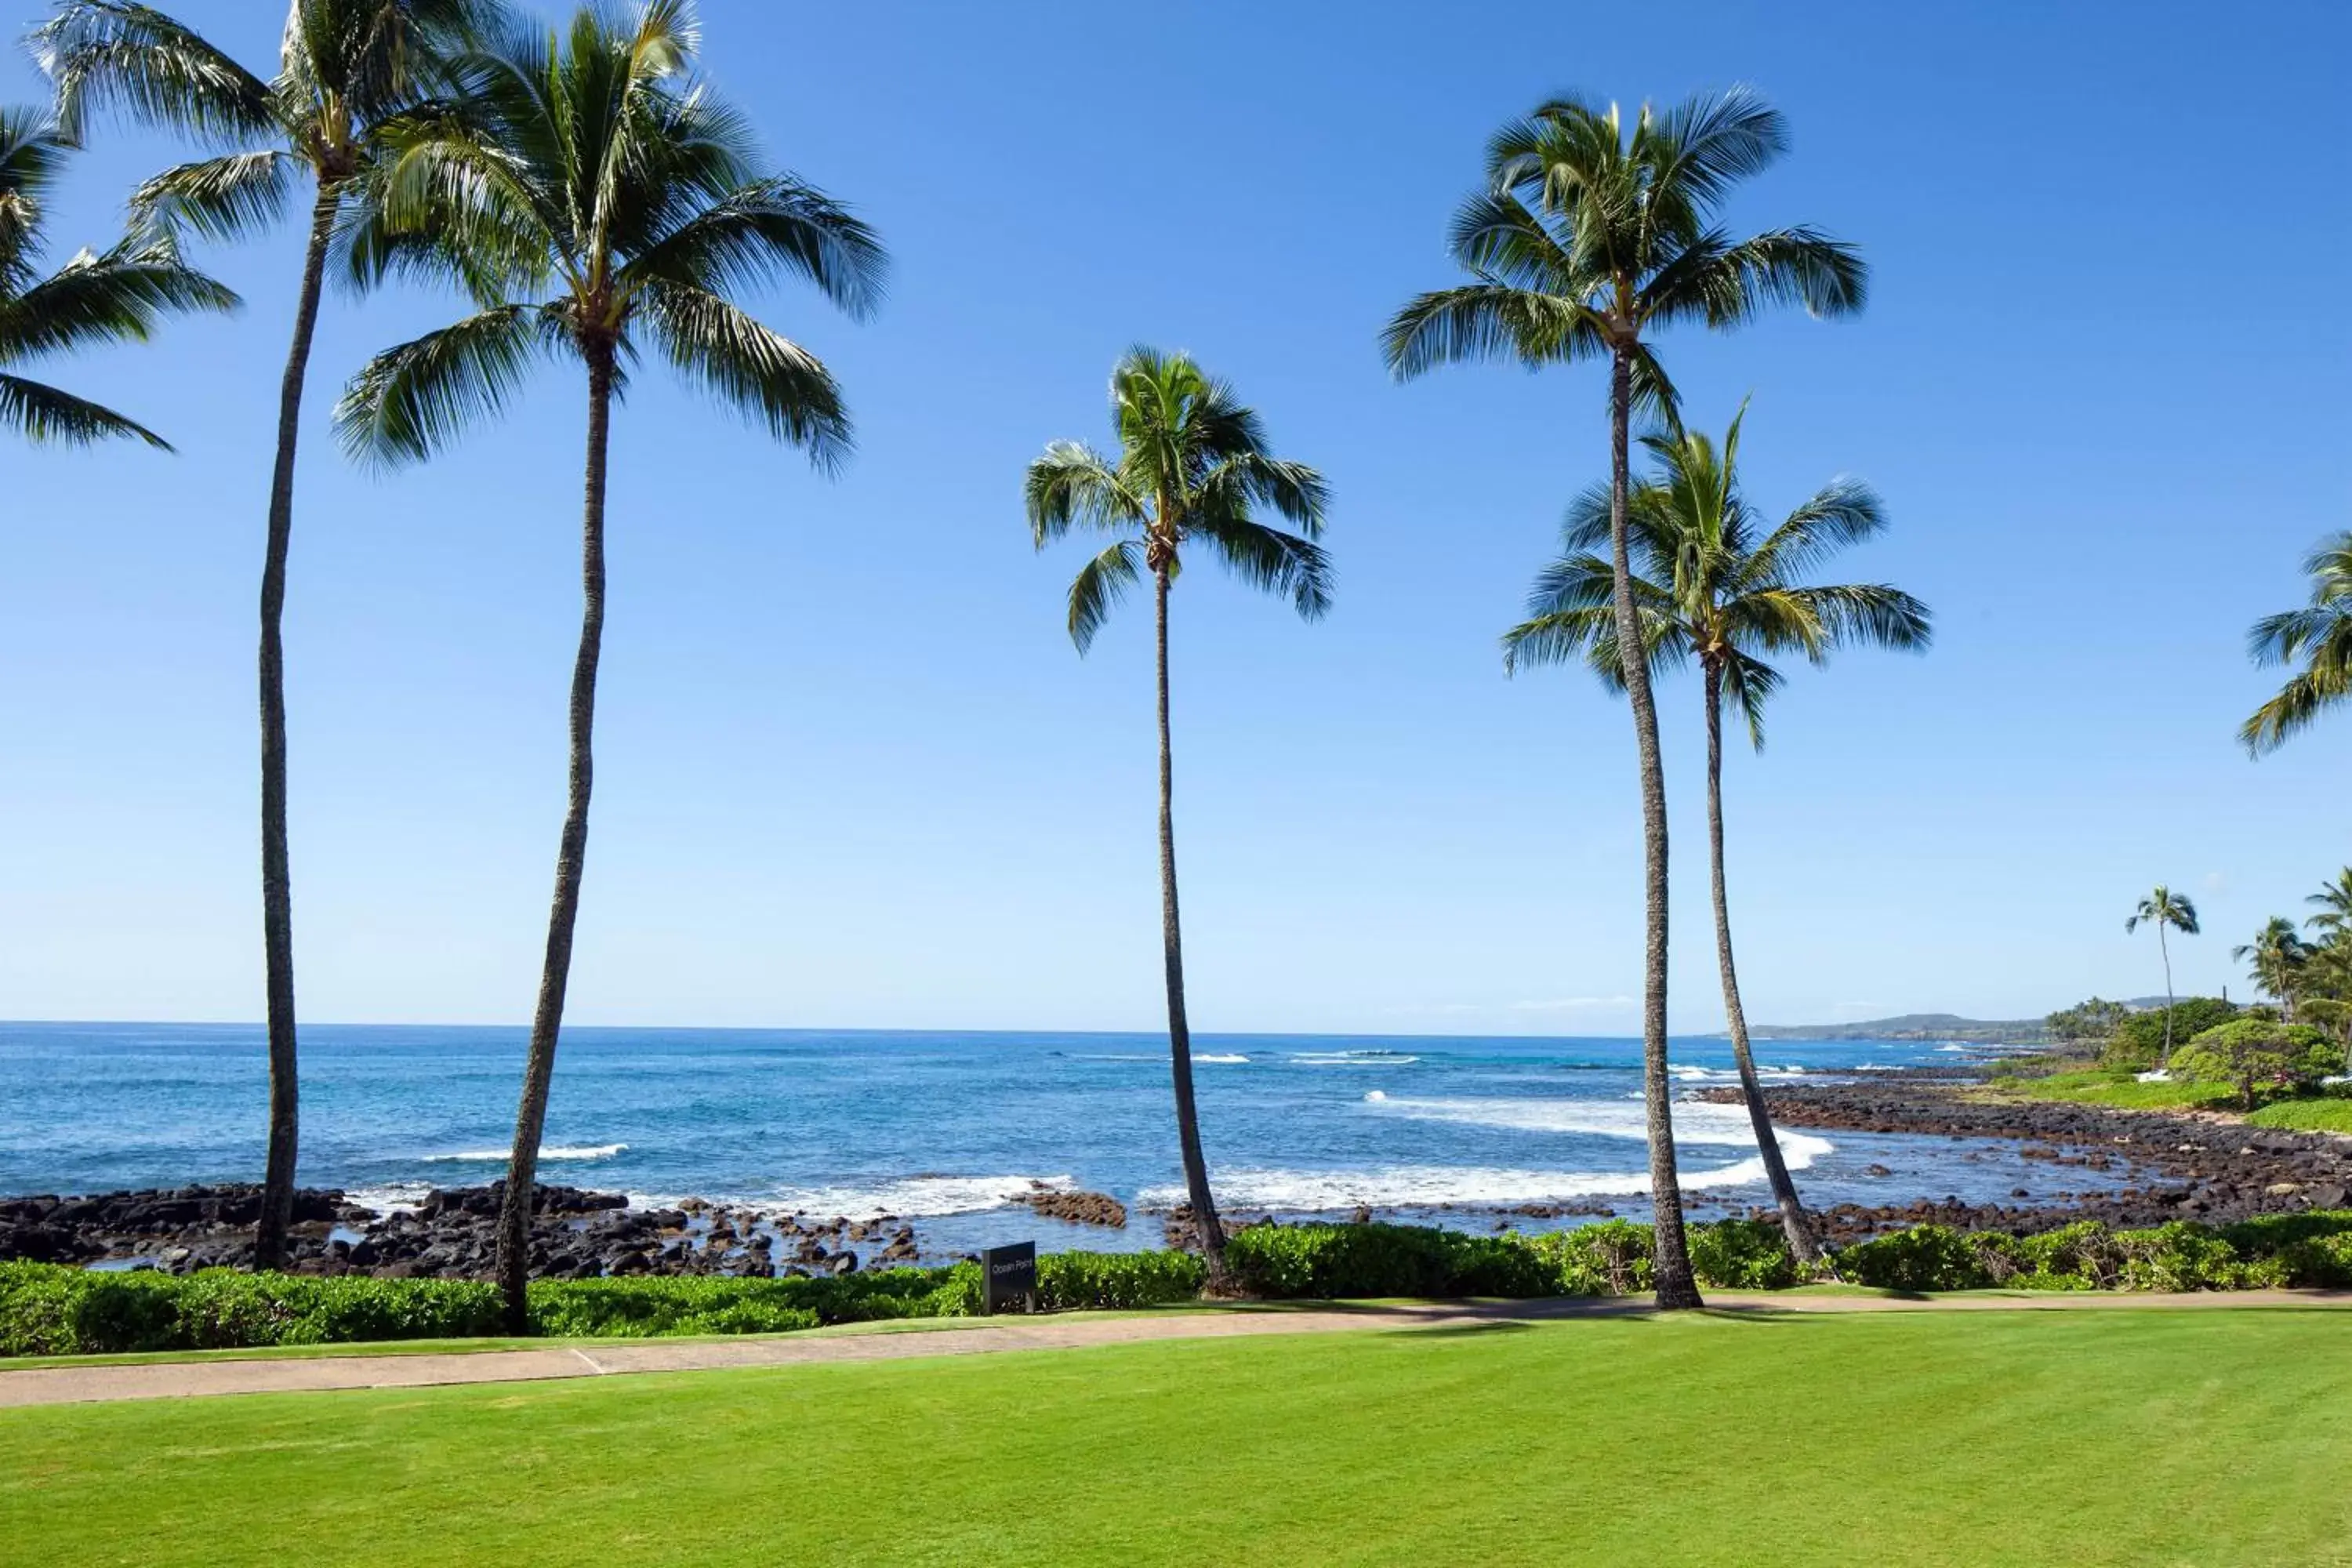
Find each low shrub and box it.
[0,1263,506,1356]
[2100,998,2238,1072]
[1036,1250,1203,1311]
[1222,1221,1552,1300]
[2171,1021,2339,1110]
[1839,1225,1994,1292]
[1686,1219,1799,1290]
[1530,1220,1655,1297]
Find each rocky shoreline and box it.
[1700,1074,2352,1242]
[0,1181,925,1280]
[10,1072,2347,1276]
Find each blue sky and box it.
[2,0,2346,1034]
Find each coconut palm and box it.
[2232,917,2309,1023]
[2125,887,2201,1068]
[333,0,884,1327]
[2241,532,2352,755]
[1503,407,1927,1262]
[1026,347,1329,1284]
[0,105,233,448]
[34,0,503,1270]
[2309,869,2352,942]
[1383,88,1864,1308]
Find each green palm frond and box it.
[0,107,234,448]
[126,150,299,243]
[1066,539,1143,654]
[336,1,880,466]
[2241,532,2352,757]
[2126,886,2200,937]
[1508,404,1927,742]
[637,279,850,470]
[31,0,278,144]
[333,302,560,465]
[1029,347,1330,649]
[0,368,169,446]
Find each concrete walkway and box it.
[5,1290,2346,1409]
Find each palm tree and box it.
[333,0,884,1327]
[0,105,233,448]
[1503,407,1927,1262]
[34,0,502,1271]
[2125,887,2201,1069]
[2309,868,2352,943]
[2241,532,2352,754]
[2232,917,2309,1023]
[1026,347,1329,1286]
[1382,89,1864,1308]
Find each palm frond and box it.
[637,279,849,470]
[31,0,279,144]
[1066,538,1142,654]
[1025,440,1142,545]
[127,150,297,243]
[0,368,169,446]
[622,174,886,321]
[332,302,560,465]
[1381,283,1605,379]
[0,230,240,361]
[1189,514,1332,621]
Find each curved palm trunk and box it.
[254,183,341,1272]
[1154,561,1226,1283]
[1610,346,1700,1309]
[2158,925,2176,1069]
[1703,662,1819,1263]
[495,346,613,1331]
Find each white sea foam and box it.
[735,1173,1074,1219]
[1367,1094,1834,1165]
[1142,1145,1824,1211]
[421,1143,626,1163]
[346,1182,431,1215]
[1290,1051,1418,1067]
[1668,1062,1809,1083]
[1363,1090,1388,1102]
[1195,1053,1250,1065]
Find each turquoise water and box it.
[0,1023,2084,1252]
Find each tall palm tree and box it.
[1026,347,1329,1285]
[333,0,884,1327]
[34,0,503,1270]
[2125,886,2201,1069]
[1382,89,1864,1308]
[2241,532,2352,754]
[0,104,233,448]
[2232,917,2309,1024]
[1503,407,1927,1263]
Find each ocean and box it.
[0,1022,2079,1254]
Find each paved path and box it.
[5,1290,2347,1410]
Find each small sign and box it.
[980,1241,1037,1314]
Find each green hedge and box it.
[10,1212,2351,1357]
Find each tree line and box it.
[9,2,2342,1323]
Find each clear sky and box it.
[2,1,2347,1035]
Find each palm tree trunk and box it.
[2159,925,2176,1069]
[1703,662,1819,1263]
[253,183,340,1273]
[495,345,614,1331]
[1609,344,1700,1309]
[1154,560,1226,1284]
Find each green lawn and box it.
[2247,1097,2352,1134]
[5,1310,2347,1566]
[1987,1069,2352,1130]
[1984,1069,2236,1110]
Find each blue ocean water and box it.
[0,1023,2100,1254]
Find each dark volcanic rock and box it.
[1695,1075,2352,1236]
[1013,1188,1129,1229]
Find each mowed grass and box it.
[6,1312,2350,1566]
[1984,1069,2238,1110]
